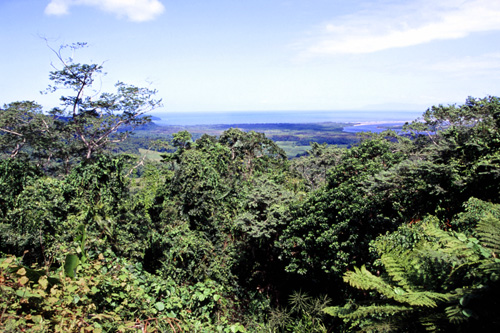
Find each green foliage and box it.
[45,43,162,160]
[63,254,80,279]
[0,101,57,161]
[4,90,500,331]
[324,200,500,331]
[279,96,500,304]
[146,220,218,283]
[235,176,295,240]
[452,197,500,234]
[0,158,42,219]
[405,96,500,204]
[171,130,193,150]
[0,153,153,263]
[62,154,150,258]
[0,176,66,261]
[279,133,409,281]
[1,42,161,171]
[290,142,344,189]
[263,291,331,332]
[0,253,242,332]
[218,128,288,178]
[64,224,87,279]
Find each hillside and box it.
[2,95,500,331]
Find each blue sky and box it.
[1,0,500,115]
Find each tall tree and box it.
[45,42,162,159]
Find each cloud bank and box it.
[303,0,500,56]
[45,0,165,22]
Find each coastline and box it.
[151,110,422,127]
[351,120,411,126]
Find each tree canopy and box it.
[1,46,500,331]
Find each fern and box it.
[422,222,475,257]
[357,322,399,333]
[344,263,453,308]
[393,290,452,308]
[380,253,413,291]
[445,304,467,324]
[324,304,412,320]
[419,313,445,332]
[343,265,394,296]
[478,260,500,279]
[476,214,500,254]
[326,199,500,331]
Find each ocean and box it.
[151,110,423,126]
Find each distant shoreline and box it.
[351,120,410,126]
[151,110,422,127]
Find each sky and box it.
[1,0,500,115]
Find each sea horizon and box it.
[151,110,423,126]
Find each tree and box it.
[45,42,162,159]
[218,128,288,178]
[278,133,409,282]
[290,142,344,190]
[0,101,53,160]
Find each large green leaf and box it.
[64,254,79,279]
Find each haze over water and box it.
[153,110,423,126]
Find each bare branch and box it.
[0,128,23,136]
[126,154,147,177]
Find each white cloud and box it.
[429,52,500,76]
[302,0,500,56]
[45,0,70,15]
[45,0,165,22]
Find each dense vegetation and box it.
[1,46,500,332]
[126,121,360,158]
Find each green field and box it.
[137,148,164,161]
[132,121,360,158]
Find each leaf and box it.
[16,267,27,276]
[38,276,48,290]
[462,309,474,318]
[16,289,26,298]
[19,276,29,285]
[3,257,14,264]
[64,254,80,279]
[155,301,165,311]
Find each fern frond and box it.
[324,304,412,320]
[444,260,482,287]
[419,314,442,332]
[381,253,413,290]
[445,304,467,324]
[343,265,394,297]
[422,222,474,256]
[394,291,452,308]
[478,260,500,279]
[344,265,452,308]
[476,214,500,253]
[358,321,400,333]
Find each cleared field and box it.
[135,122,360,158]
[138,148,164,161]
[274,141,311,157]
